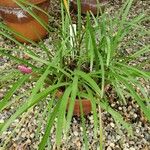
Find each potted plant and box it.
[0,0,50,42]
[71,0,108,15]
[0,0,149,149]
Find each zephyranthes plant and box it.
[0,0,150,149]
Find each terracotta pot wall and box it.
[0,0,49,42]
[56,91,92,116]
[69,99,92,116]
[5,12,48,42]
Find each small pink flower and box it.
[18,65,32,74]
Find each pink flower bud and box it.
[18,65,32,74]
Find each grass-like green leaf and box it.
[39,98,61,150]
[85,86,98,138]
[65,76,78,133]
[79,97,89,150]
[28,65,51,106]
[0,75,29,111]
[56,86,71,148]
[75,70,101,97]
[116,62,150,79]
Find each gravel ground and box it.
[0,0,150,150]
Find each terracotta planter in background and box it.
[0,0,49,42]
[71,0,108,15]
[56,91,92,117]
[0,0,47,7]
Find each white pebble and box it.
[74,131,78,136]
[136,129,140,133]
[107,146,112,150]
[110,122,115,128]
[21,128,25,132]
[21,132,26,138]
[133,114,137,118]
[30,133,35,138]
[130,147,135,150]
[111,104,115,107]
[118,107,122,110]
[26,139,31,144]
[116,135,121,140]
[110,143,115,148]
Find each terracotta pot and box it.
[0,0,49,42]
[56,91,92,116]
[71,0,108,15]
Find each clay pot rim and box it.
[0,0,47,8]
[56,90,91,102]
[71,0,109,15]
[71,0,109,6]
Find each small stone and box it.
[74,131,78,136]
[33,143,38,149]
[21,132,26,138]
[108,135,112,140]
[110,122,115,128]
[107,146,112,150]
[21,128,25,132]
[133,114,137,118]
[110,143,115,148]
[123,143,129,148]
[89,116,94,123]
[111,103,115,107]
[136,129,140,133]
[118,107,122,110]
[129,141,134,145]
[130,147,135,150]
[23,54,30,60]
[30,133,35,138]
[26,139,31,144]
[76,140,81,148]
[7,131,12,135]
[128,105,132,111]
[116,135,121,140]
[145,133,150,141]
